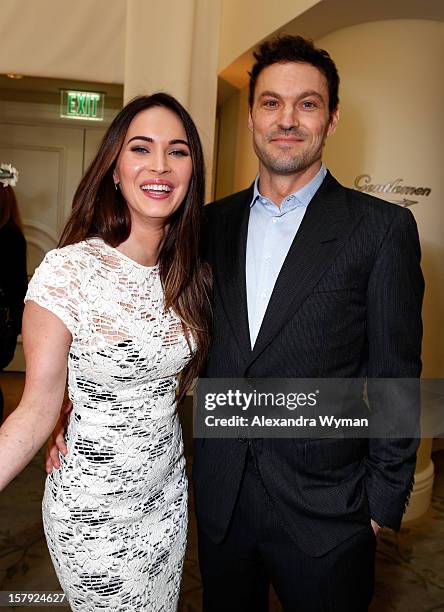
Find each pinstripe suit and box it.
[193,171,424,609]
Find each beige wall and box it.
[319,19,444,377]
[0,0,125,82]
[188,0,223,200]
[218,0,319,72]
[214,87,240,200]
[123,0,195,104]
[233,87,258,193]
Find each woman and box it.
[0,93,211,611]
[0,165,28,421]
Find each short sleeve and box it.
[25,249,81,337]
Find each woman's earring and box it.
[114,183,119,191]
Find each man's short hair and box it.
[248,35,340,113]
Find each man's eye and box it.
[302,101,316,109]
[263,99,279,108]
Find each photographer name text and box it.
[204,415,369,428]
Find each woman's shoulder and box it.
[26,242,95,335]
[34,241,102,283]
[40,240,97,265]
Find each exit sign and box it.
[60,90,105,120]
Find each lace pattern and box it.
[25,238,192,611]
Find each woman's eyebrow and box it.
[127,136,189,146]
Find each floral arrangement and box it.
[0,163,19,188]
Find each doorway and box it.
[0,75,123,370]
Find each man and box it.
[193,36,423,611]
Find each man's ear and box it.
[248,108,253,133]
[327,107,340,136]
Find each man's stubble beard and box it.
[254,142,321,176]
[253,128,329,176]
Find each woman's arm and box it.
[0,301,71,490]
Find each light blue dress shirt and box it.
[246,164,327,347]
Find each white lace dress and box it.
[25,238,192,611]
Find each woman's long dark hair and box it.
[0,186,24,231]
[59,93,212,401]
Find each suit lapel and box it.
[247,173,363,368]
[214,186,253,363]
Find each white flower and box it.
[0,163,19,187]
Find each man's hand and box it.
[371,518,380,537]
[45,398,72,473]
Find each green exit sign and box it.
[60,90,105,120]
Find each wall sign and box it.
[354,174,432,207]
[60,90,104,121]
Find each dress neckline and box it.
[87,237,160,272]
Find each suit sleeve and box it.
[365,207,424,529]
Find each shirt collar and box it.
[251,163,327,210]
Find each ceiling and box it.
[219,0,444,90]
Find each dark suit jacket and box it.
[193,171,424,557]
